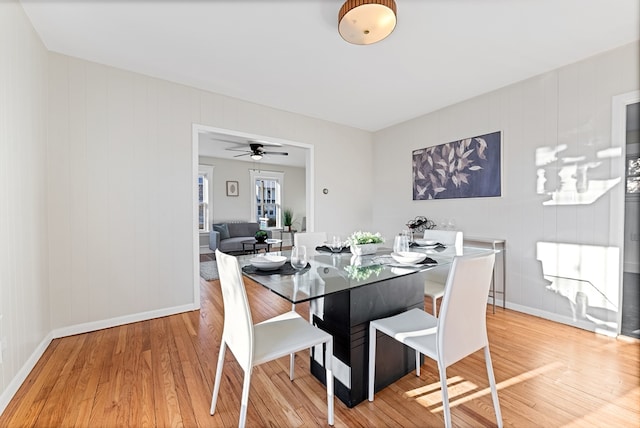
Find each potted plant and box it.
[255,230,268,243]
[345,231,385,256]
[283,208,294,231]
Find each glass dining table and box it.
[237,245,494,408]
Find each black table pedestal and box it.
[309,271,426,408]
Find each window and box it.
[198,165,214,232]
[627,155,640,195]
[625,102,639,198]
[250,170,284,229]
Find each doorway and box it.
[621,101,639,339]
[190,124,314,307]
[613,91,640,339]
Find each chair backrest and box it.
[294,232,327,252]
[215,249,254,371]
[423,230,463,252]
[437,251,496,367]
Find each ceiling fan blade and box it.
[225,147,250,153]
[263,151,288,156]
[210,137,244,144]
[233,153,250,158]
[250,139,282,147]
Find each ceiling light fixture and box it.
[250,153,263,161]
[338,0,397,45]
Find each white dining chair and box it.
[294,232,328,253]
[211,250,335,427]
[368,251,502,428]
[422,230,463,315]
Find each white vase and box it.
[351,243,378,256]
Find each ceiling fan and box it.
[225,142,288,161]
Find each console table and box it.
[464,236,506,312]
[272,228,296,246]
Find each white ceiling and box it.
[20,0,639,167]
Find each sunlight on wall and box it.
[537,242,619,333]
[536,145,622,206]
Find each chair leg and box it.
[326,339,334,426]
[368,324,377,401]
[415,349,421,376]
[289,353,295,380]
[239,370,252,428]
[432,296,438,316]
[484,346,503,428]
[437,362,452,428]
[210,341,226,415]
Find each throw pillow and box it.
[213,223,230,240]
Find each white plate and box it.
[250,255,287,270]
[414,239,438,246]
[390,251,427,265]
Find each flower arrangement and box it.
[255,230,268,242]
[344,264,383,281]
[345,231,385,247]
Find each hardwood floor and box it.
[1,276,639,427]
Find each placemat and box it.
[242,261,310,276]
[315,245,351,254]
[410,242,446,251]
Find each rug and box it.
[200,261,219,281]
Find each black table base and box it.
[309,271,426,408]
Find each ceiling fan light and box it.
[251,153,263,161]
[338,0,397,45]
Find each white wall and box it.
[45,53,373,329]
[0,0,51,411]
[372,41,639,335]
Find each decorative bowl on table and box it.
[414,239,438,247]
[250,255,287,271]
[390,251,427,265]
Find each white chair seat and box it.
[253,311,332,365]
[371,308,438,361]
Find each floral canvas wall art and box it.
[412,131,502,200]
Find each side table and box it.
[241,239,283,254]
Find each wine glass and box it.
[393,235,409,254]
[290,246,308,271]
[330,235,342,253]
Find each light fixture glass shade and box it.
[251,153,263,161]
[338,0,397,45]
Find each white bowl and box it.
[250,255,287,271]
[391,251,427,265]
[414,239,438,246]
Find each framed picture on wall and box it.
[412,131,502,200]
[226,181,239,197]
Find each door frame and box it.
[611,90,639,335]
[190,123,314,307]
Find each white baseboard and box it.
[0,302,199,416]
[52,303,199,339]
[0,331,53,416]
[506,301,618,337]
